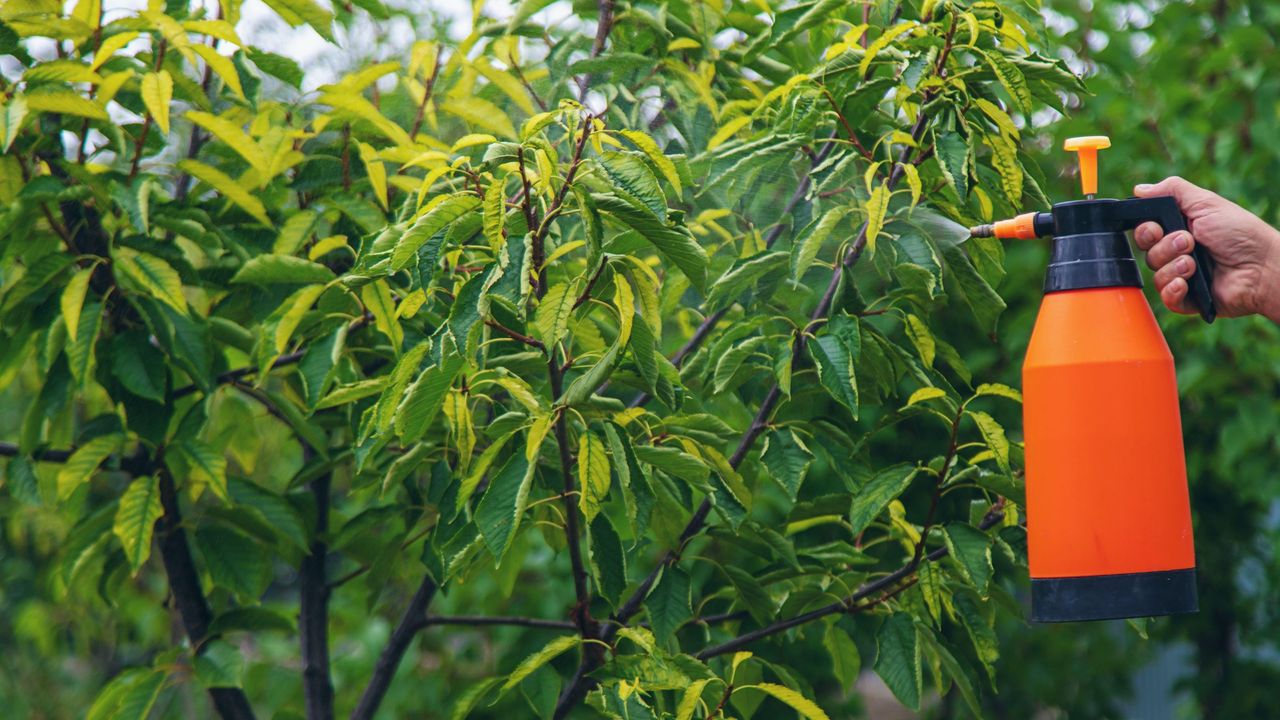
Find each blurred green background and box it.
[3,1,1279,718]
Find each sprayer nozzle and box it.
[969,224,995,238]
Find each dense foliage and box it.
[0,0,1097,718]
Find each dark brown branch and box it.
[350,576,438,720]
[409,51,443,140]
[911,405,964,568]
[424,615,576,630]
[575,0,616,98]
[0,442,74,462]
[485,319,546,351]
[300,470,334,720]
[572,260,607,309]
[534,115,593,297]
[549,364,598,640]
[156,469,257,719]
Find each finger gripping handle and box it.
[1117,196,1217,323]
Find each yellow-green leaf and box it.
[23,88,107,120]
[275,284,325,352]
[178,159,271,225]
[904,313,935,367]
[361,279,403,351]
[439,96,517,139]
[1,96,28,152]
[114,247,187,313]
[90,31,139,70]
[357,141,388,210]
[322,90,414,147]
[577,431,610,522]
[534,281,577,347]
[864,182,890,252]
[906,387,947,407]
[858,22,916,77]
[676,679,712,720]
[141,70,173,135]
[499,634,580,694]
[620,129,681,195]
[192,44,245,98]
[113,475,163,574]
[744,683,831,720]
[57,434,121,500]
[900,162,921,207]
[185,111,270,179]
[61,266,94,342]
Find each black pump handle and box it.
[1112,196,1216,323]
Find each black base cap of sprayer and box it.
[1031,568,1199,622]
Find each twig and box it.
[0,442,74,462]
[423,615,576,631]
[572,260,607,309]
[695,511,1002,660]
[409,52,443,140]
[911,405,964,569]
[350,577,438,720]
[485,319,546,351]
[129,40,167,179]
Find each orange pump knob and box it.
[1063,135,1111,196]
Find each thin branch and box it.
[485,319,546,351]
[350,576,438,720]
[549,364,598,640]
[694,512,1002,660]
[0,442,74,462]
[911,405,964,568]
[409,51,443,140]
[572,260,607,309]
[534,115,593,297]
[423,615,576,631]
[575,0,616,99]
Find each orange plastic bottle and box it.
[981,137,1213,621]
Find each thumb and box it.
[1133,176,1214,208]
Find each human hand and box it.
[1133,176,1280,323]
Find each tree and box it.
[0,1,1082,717]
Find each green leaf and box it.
[178,159,271,225]
[500,634,580,693]
[974,382,1022,403]
[676,679,712,720]
[633,445,709,487]
[361,279,403,350]
[953,590,999,685]
[943,523,993,596]
[168,440,229,502]
[112,475,163,573]
[0,95,27,152]
[903,313,935,367]
[141,70,172,135]
[874,613,922,710]
[824,623,861,687]
[918,627,983,716]
[196,525,269,600]
[534,280,578,347]
[589,514,627,606]
[60,266,93,342]
[67,300,103,387]
[57,434,121,500]
[593,193,708,289]
[194,639,245,689]
[395,355,463,442]
[23,88,107,119]
[705,251,787,310]
[474,451,537,562]
[229,477,307,552]
[262,0,335,41]
[849,464,917,536]
[744,683,830,720]
[934,132,969,199]
[937,240,1005,334]
[87,668,165,720]
[577,430,610,522]
[482,176,507,251]
[114,248,187,313]
[906,387,946,407]
[810,333,858,419]
[864,182,890,253]
[391,194,482,270]
[247,48,304,88]
[979,48,1033,113]
[598,150,667,218]
[620,129,681,194]
[761,428,812,501]
[792,206,847,280]
[967,409,1010,473]
[645,565,691,644]
[230,254,335,285]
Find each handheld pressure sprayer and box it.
[971,136,1214,622]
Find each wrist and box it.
[1255,226,1280,324]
